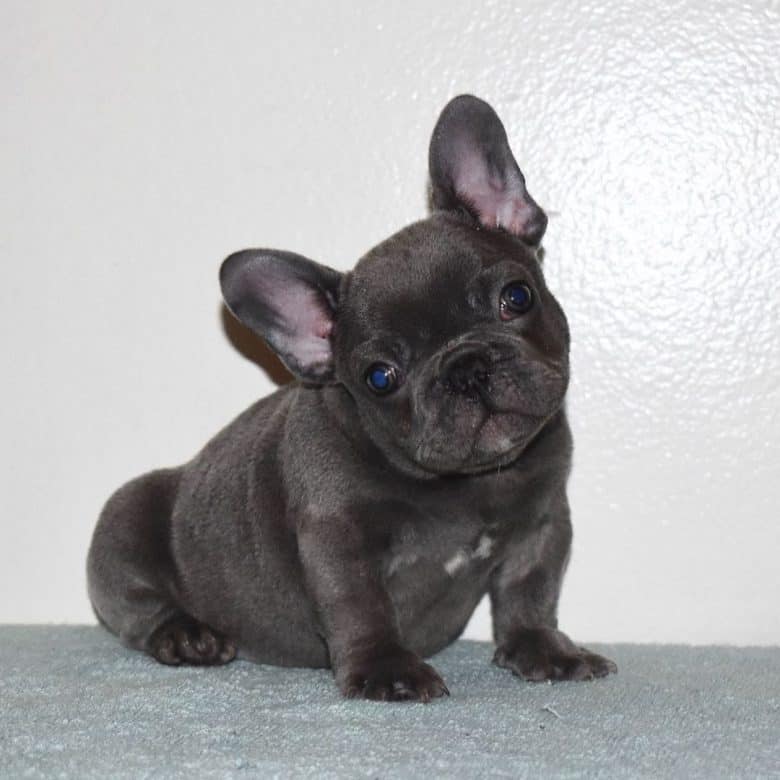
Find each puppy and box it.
[88,95,616,701]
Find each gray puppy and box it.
[88,95,616,701]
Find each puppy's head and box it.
[221,95,569,475]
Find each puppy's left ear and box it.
[220,250,342,383]
[429,94,547,245]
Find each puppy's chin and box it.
[410,410,550,476]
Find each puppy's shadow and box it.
[220,305,294,386]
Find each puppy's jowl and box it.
[88,95,616,701]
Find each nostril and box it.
[443,350,491,394]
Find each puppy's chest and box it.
[375,469,545,601]
[381,501,513,588]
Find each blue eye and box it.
[366,363,398,394]
[500,281,533,317]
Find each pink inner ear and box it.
[491,195,542,237]
[243,263,335,375]
[268,285,333,368]
[454,145,538,238]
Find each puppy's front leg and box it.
[299,514,449,702]
[490,501,617,682]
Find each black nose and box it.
[442,348,491,396]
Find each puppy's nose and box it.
[442,348,491,395]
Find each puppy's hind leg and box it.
[87,468,236,666]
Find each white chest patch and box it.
[444,533,495,577]
[387,551,420,576]
[473,533,494,559]
[443,550,469,576]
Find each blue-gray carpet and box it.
[0,627,778,778]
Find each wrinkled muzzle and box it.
[409,336,568,473]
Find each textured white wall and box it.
[1,1,778,644]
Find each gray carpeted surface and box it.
[0,627,778,779]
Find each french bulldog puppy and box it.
[88,95,616,702]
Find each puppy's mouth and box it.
[413,408,545,475]
[407,351,568,475]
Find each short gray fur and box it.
[0,628,778,779]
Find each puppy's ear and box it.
[220,250,342,383]
[429,94,547,245]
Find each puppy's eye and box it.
[365,363,398,395]
[500,281,533,319]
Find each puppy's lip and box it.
[412,409,546,476]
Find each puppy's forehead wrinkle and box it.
[350,260,494,354]
[351,285,479,355]
[347,219,542,332]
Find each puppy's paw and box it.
[148,615,237,666]
[494,627,617,682]
[339,649,449,702]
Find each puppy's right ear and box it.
[220,250,342,383]
[429,94,547,246]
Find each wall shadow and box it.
[220,304,294,387]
